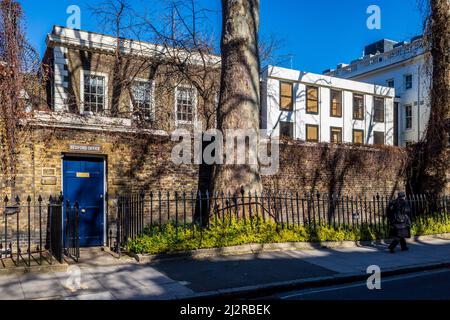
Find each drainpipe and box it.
[417,64,421,141]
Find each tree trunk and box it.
[0,0,24,196]
[211,0,262,196]
[419,0,450,194]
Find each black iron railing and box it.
[49,195,64,263]
[64,200,80,262]
[1,194,81,267]
[113,191,450,252]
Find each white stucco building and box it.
[325,37,430,146]
[261,65,395,146]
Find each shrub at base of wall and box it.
[126,215,450,255]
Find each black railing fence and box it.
[49,195,64,263]
[1,194,80,267]
[65,201,80,262]
[113,191,450,251]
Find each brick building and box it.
[4,26,220,247]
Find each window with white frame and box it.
[405,104,413,130]
[373,97,385,123]
[353,94,364,120]
[405,74,413,90]
[131,80,154,120]
[176,87,195,124]
[83,73,106,114]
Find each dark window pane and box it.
[353,94,364,120]
[280,121,294,138]
[405,105,412,130]
[374,97,385,123]
[373,131,385,145]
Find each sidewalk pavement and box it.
[1,236,450,300]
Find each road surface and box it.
[275,268,450,300]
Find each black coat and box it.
[387,198,412,238]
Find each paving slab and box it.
[283,241,450,274]
[0,275,24,300]
[152,251,337,292]
[127,267,180,287]
[18,273,66,300]
[53,268,108,297]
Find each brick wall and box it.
[8,127,412,203]
[6,127,449,236]
[262,141,410,197]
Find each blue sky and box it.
[21,0,425,74]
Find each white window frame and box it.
[174,85,197,126]
[373,96,385,123]
[80,70,109,115]
[404,104,413,131]
[130,78,156,121]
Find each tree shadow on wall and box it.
[268,142,408,224]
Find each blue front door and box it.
[63,156,105,247]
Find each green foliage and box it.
[127,214,450,255]
[411,215,450,236]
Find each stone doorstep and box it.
[133,233,450,264]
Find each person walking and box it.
[387,192,412,253]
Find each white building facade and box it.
[325,37,430,146]
[261,65,395,146]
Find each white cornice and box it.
[25,111,170,137]
[265,65,395,98]
[46,26,221,67]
